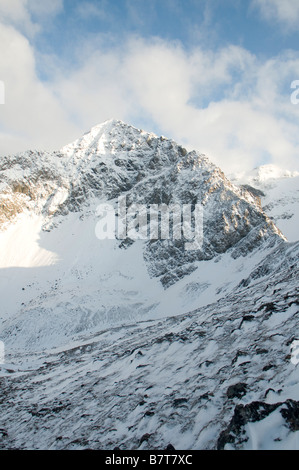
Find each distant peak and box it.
[253,164,299,181]
[230,164,299,185]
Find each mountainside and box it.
[231,164,299,243]
[0,120,298,450]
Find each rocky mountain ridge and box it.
[0,119,284,288]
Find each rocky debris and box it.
[226,383,248,399]
[280,400,299,432]
[140,433,152,444]
[0,253,298,450]
[217,399,299,450]
[0,428,8,438]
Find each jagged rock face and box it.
[0,120,284,286]
[231,164,299,244]
[0,150,69,225]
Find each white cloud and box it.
[46,36,299,174]
[0,0,38,35]
[0,0,63,35]
[28,0,63,17]
[74,1,107,20]
[1,3,299,175]
[0,23,79,155]
[252,0,299,29]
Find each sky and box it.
[1,0,299,174]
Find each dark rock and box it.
[140,433,152,444]
[199,392,211,400]
[217,401,280,449]
[165,443,176,450]
[0,429,8,438]
[218,399,299,450]
[242,315,255,322]
[256,348,268,355]
[280,400,299,431]
[226,383,247,399]
[263,364,274,371]
[241,184,265,199]
[173,398,188,407]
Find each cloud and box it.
[0,0,63,35]
[252,0,299,29]
[48,36,299,174]
[28,0,63,18]
[74,1,107,21]
[0,22,79,155]
[0,0,38,35]
[1,2,299,174]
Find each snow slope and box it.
[0,208,280,353]
[0,240,298,450]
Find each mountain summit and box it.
[0,118,283,250]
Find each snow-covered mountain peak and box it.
[255,164,299,182]
[1,121,299,451]
[0,120,288,309]
[231,164,299,243]
[0,120,285,250]
[60,119,159,159]
[233,164,299,186]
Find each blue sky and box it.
[31,0,299,59]
[1,0,299,173]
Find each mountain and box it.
[0,119,298,450]
[230,164,299,243]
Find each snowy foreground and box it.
[0,120,298,450]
